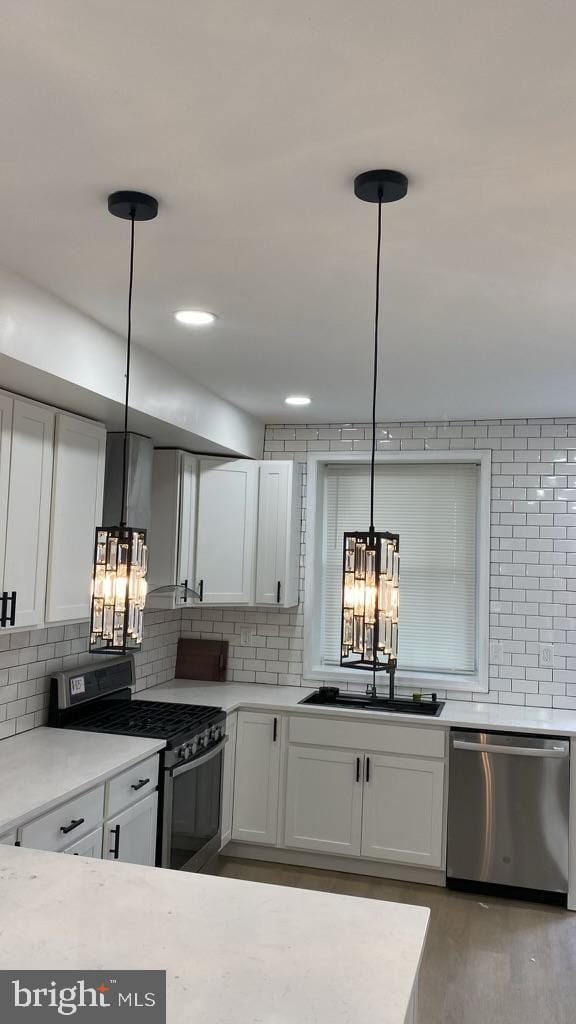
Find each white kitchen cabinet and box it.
[196,459,258,604]
[104,791,158,867]
[284,745,363,855]
[232,711,281,845]
[2,397,54,627]
[361,754,445,868]
[62,826,103,858]
[255,461,301,607]
[147,450,198,609]
[0,395,13,602]
[20,783,105,853]
[45,412,106,623]
[220,712,237,849]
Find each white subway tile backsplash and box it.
[0,609,181,739]
[2,416,573,736]
[177,418,576,710]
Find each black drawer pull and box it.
[356,756,360,782]
[273,717,278,742]
[60,817,85,835]
[131,778,150,791]
[109,824,121,859]
[276,580,281,603]
[198,579,204,602]
[365,756,370,783]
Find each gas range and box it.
[48,656,227,872]
[48,655,225,767]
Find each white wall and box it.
[181,416,576,711]
[0,263,264,458]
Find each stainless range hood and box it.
[102,432,154,530]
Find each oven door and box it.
[161,738,226,872]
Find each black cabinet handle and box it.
[0,591,16,628]
[356,756,360,782]
[365,756,370,783]
[276,581,281,603]
[109,824,121,859]
[60,817,85,835]
[131,778,150,791]
[198,579,204,602]
[273,717,278,742]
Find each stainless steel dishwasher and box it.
[447,730,570,898]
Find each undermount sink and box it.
[299,689,445,717]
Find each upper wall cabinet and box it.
[0,395,55,628]
[196,459,258,605]
[255,462,301,608]
[147,450,198,610]
[45,413,106,623]
[0,388,106,631]
[146,452,301,609]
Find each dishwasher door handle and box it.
[453,739,568,758]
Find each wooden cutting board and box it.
[175,637,229,681]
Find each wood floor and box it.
[206,856,576,1024]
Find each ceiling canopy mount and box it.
[107,190,159,222]
[353,169,408,205]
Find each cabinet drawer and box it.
[289,716,445,759]
[62,826,103,859]
[20,785,104,852]
[106,755,159,818]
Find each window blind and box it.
[321,462,478,674]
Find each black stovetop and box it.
[60,698,223,750]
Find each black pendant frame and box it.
[89,524,148,654]
[340,528,400,673]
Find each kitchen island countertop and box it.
[0,845,428,1024]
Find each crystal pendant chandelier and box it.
[340,170,407,697]
[90,191,158,654]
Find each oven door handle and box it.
[170,736,228,777]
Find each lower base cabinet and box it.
[220,712,238,848]
[284,745,363,855]
[232,711,281,845]
[104,792,158,867]
[63,826,103,858]
[282,742,445,869]
[361,754,444,867]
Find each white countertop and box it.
[142,679,576,737]
[0,728,165,835]
[0,846,429,1024]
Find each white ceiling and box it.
[1,0,576,424]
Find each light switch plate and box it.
[539,643,554,668]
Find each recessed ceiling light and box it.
[285,395,311,406]
[174,309,216,326]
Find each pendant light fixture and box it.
[340,170,407,698]
[89,190,158,654]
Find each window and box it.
[304,451,490,691]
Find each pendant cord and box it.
[120,210,135,528]
[370,193,383,695]
[369,194,383,533]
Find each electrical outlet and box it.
[240,629,257,647]
[539,643,554,668]
[490,641,503,666]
